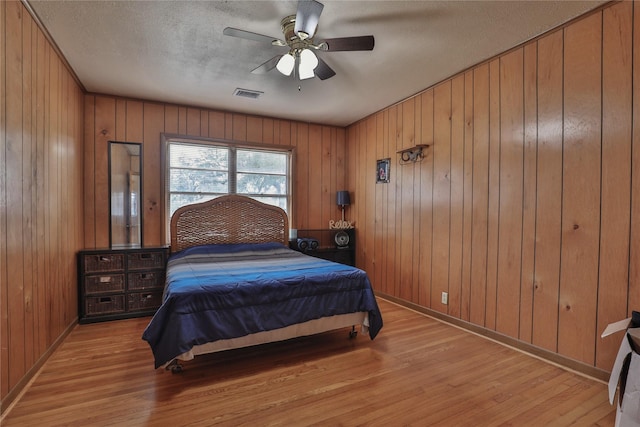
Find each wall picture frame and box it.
[376,158,390,183]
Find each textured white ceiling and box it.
[28,0,607,127]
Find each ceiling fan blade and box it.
[315,57,336,80]
[251,55,282,75]
[322,35,375,52]
[223,27,282,45]
[295,0,324,40]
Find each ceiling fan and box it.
[223,0,375,81]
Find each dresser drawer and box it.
[127,251,165,270]
[83,254,125,273]
[85,294,125,316]
[128,271,164,290]
[84,274,125,294]
[128,291,163,312]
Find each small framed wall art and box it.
[376,158,390,183]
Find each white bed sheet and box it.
[166,312,369,367]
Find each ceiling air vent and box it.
[234,88,263,99]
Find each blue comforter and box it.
[142,243,383,368]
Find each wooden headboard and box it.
[170,195,289,252]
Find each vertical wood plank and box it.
[208,110,225,139]
[470,64,490,326]
[401,98,415,150]
[419,90,434,307]
[200,110,208,138]
[400,99,415,302]
[0,0,8,399]
[496,48,524,339]
[93,96,115,248]
[164,105,178,134]
[520,41,538,343]
[35,27,47,357]
[321,127,332,228]
[247,116,263,143]
[360,120,371,272]
[232,114,247,142]
[559,12,602,365]
[393,107,402,297]
[6,0,26,389]
[460,71,474,321]
[186,107,201,137]
[597,1,632,370]
[330,127,339,228]
[432,82,451,313]
[115,98,126,141]
[411,96,422,304]
[263,118,274,145]
[380,111,392,295]
[374,112,385,291]
[630,0,640,321]
[449,75,465,317]
[307,124,322,227]
[126,100,143,142]
[43,26,52,347]
[486,58,501,330]
[533,30,563,352]
[278,120,292,146]
[224,113,233,140]
[143,103,165,246]
[295,123,309,229]
[22,8,35,370]
[178,106,187,134]
[386,106,398,297]
[53,54,63,335]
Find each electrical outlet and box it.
[441,292,448,305]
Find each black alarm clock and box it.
[334,231,350,248]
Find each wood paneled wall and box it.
[0,1,84,409]
[83,95,347,248]
[347,1,639,372]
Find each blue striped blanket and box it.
[142,242,382,368]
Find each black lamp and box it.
[336,190,350,222]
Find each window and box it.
[166,139,292,223]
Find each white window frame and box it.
[161,134,293,244]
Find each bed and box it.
[142,195,383,370]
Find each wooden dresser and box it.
[78,247,169,323]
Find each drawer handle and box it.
[99,276,112,283]
[139,254,152,259]
[99,256,110,262]
[99,297,112,303]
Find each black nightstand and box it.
[290,229,355,266]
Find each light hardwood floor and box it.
[2,299,616,426]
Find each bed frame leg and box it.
[349,326,358,339]
[166,359,183,374]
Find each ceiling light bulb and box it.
[298,49,318,80]
[276,53,295,76]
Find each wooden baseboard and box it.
[377,293,611,383]
[0,318,78,416]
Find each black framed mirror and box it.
[109,141,143,248]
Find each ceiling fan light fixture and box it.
[298,48,318,80]
[276,53,295,76]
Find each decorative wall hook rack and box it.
[397,144,430,164]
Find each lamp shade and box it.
[336,190,350,207]
[298,48,319,80]
[276,53,295,76]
